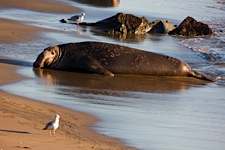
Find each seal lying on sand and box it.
[33,41,213,81]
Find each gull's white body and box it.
[68,13,85,24]
[43,114,60,136]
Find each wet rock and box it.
[169,16,213,36]
[61,13,213,38]
[60,19,67,23]
[148,20,176,34]
[80,13,152,34]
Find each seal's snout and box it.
[33,52,45,68]
[33,61,40,68]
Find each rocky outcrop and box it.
[78,13,177,35]
[148,20,176,34]
[61,13,213,37]
[88,13,152,34]
[169,16,213,36]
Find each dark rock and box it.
[169,16,213,36]
[80,13,152,34]
[60,13,213,37]
[148,20,176,34]
[60,19,67,23]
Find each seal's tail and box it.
[189,70,215,82]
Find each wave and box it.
[215,0,225,5]
[179,19,225,62]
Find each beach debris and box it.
[60,13,85,25]
[43,114,60,136]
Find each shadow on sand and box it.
[0,129,30,134]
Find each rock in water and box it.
[85,13,152,34]
[169,16,213,36]
[148,20,176,34]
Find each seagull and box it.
[68,13,85,25]
[43,114,60,136]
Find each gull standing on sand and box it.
[43,114,60,136]
[68,13,85,25]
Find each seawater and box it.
[1,65,225,150]
[1,0,225,150]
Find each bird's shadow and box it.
[0,129,30,134]
[0,59,33,67]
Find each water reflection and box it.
[71,0,120,7]
[33,68,207,94]
[90,29,146,42]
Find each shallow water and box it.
[1,0,225,150]
[1,65,225,150]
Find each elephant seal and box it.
[33,41,213,81]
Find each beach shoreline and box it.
[0,0,135,149]
[0,62,134,150]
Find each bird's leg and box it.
[49,130,52,136]
[53,129,56,136]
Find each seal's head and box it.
[33,46,60,68]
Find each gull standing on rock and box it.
[68,13,85,25]
[43,114,60,136]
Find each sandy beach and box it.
[0,1,135,150]
[2,0,225,150]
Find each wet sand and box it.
[0,63,135,150]
[0,18,53,43]
[0,0,81,13]
[0,1,135,150]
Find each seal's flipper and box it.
[89,65,114,77]
[189,70,214,81]
[81,56,114,77]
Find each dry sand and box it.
[0,0,136,150]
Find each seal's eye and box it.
[51,52,55,55]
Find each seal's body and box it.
[33,41,212,81]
